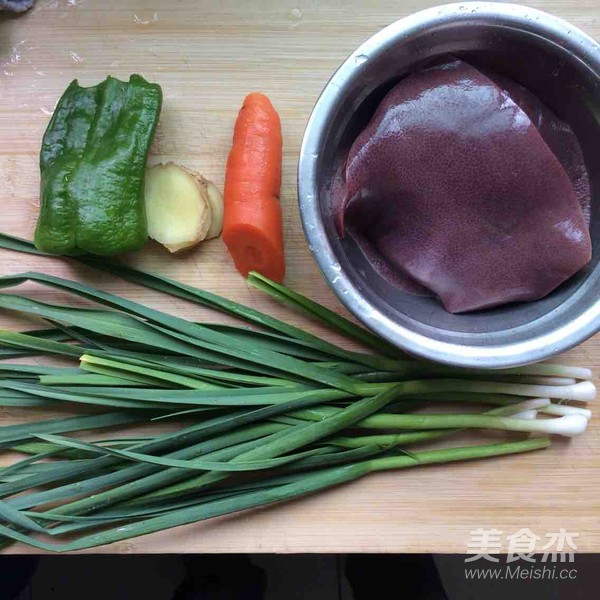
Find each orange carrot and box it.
[223,92,286,283]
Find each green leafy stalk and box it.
[0,233,406,369]
[247,271,404,358]
[2,387,350,509]
[35,433,332,473]
[121,384,401,507]
[0,280,364,393]
[0,438,548,552]
[0,411,145,447]
[0,232,588,554]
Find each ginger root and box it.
[144,163,224,253]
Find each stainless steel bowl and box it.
[298,2,600,368]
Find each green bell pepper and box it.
[35,74,162,256]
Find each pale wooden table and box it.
[0,0,598,554]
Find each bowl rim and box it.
[297,1,600,368]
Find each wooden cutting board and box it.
[0,0,598,554]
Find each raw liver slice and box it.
[484,70,591,224]
[340,59,592,313]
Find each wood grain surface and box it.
[0,0,598,554]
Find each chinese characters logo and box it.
[466,528,579,563]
